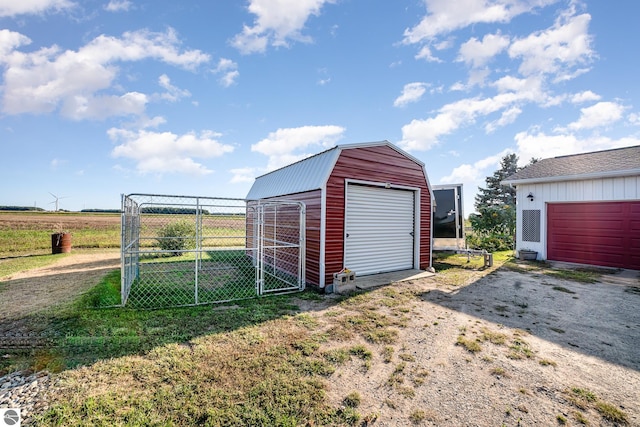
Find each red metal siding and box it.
[325,145,431,285]
[547,201,640,270]
[259,190,323,286]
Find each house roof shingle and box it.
[502,145,640,185]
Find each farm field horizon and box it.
[0,211,121,258]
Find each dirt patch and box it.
[0,251,120,321]
[320,267,640,426]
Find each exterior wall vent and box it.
[522,209,541,242]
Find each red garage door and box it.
[547,202,640,270]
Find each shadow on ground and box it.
[421,264,640,371]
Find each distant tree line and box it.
[140,207,211,215]
[80,209,122,213]
[0,206,46,211]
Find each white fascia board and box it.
[502,168,640,186]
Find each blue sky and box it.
[1,0,639,215]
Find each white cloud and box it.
[50,157,67,170]
[458,32,510,68]
[213,58,239,87]
[485,106,522,133]
[394,82,428,107]
[61,92,148,120]
[104,0,132,12]
[399,84,542,151]
[0,28,209,119]
[570,90,600,104]
[157,74,191,102]
[231,0,335,54]
[514,130,640,165]
[508,9,594,77]
[566,101,626,131]
[415,46,442,62]
[0,0,74,17]
[403,0,558,45]
[251,125,345,170]
[230,167,261,183]
[441,149,512,183]
[109,128,234,175]
[434,38,454,50]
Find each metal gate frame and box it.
[121,194,305,308]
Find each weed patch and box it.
[595,401,628,424]
[343,391,361,408]
[507,338,534,359]
[456,335,482,353]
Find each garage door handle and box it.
[410,232,414,236]
[346,233,349,238]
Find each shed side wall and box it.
[325,145,431,285]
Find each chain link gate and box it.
[121,194,305,309]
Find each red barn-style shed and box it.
[246,141,434,290]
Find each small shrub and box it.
[156,220,196,254]
[556,414,567,424]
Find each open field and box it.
[1,249,639,426]
[0,211,247,258]
[0,212,121,257]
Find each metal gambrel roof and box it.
[246,141,425,200]
[503,145,640,185]
[246,146,341,200]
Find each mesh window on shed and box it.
[522,209,541,242]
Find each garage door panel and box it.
[547,201,640,270]
[551,234,624,246]
[551,219,625,232]
[345,185,415,275]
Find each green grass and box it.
[19,265,371,426]
[545,269,601,283]
[124,250,300,309]
[0,227,120,257]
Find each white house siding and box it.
[515,175,640,259]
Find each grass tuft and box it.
[343,391,361,408]
[456,335,482,353]
[595,401,628,424]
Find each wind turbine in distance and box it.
[49,192,68,211]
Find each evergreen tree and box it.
[468,154,539,251]
[474,153,520,211]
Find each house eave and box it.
[502,168,640,187]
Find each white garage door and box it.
[344,184,416,275]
